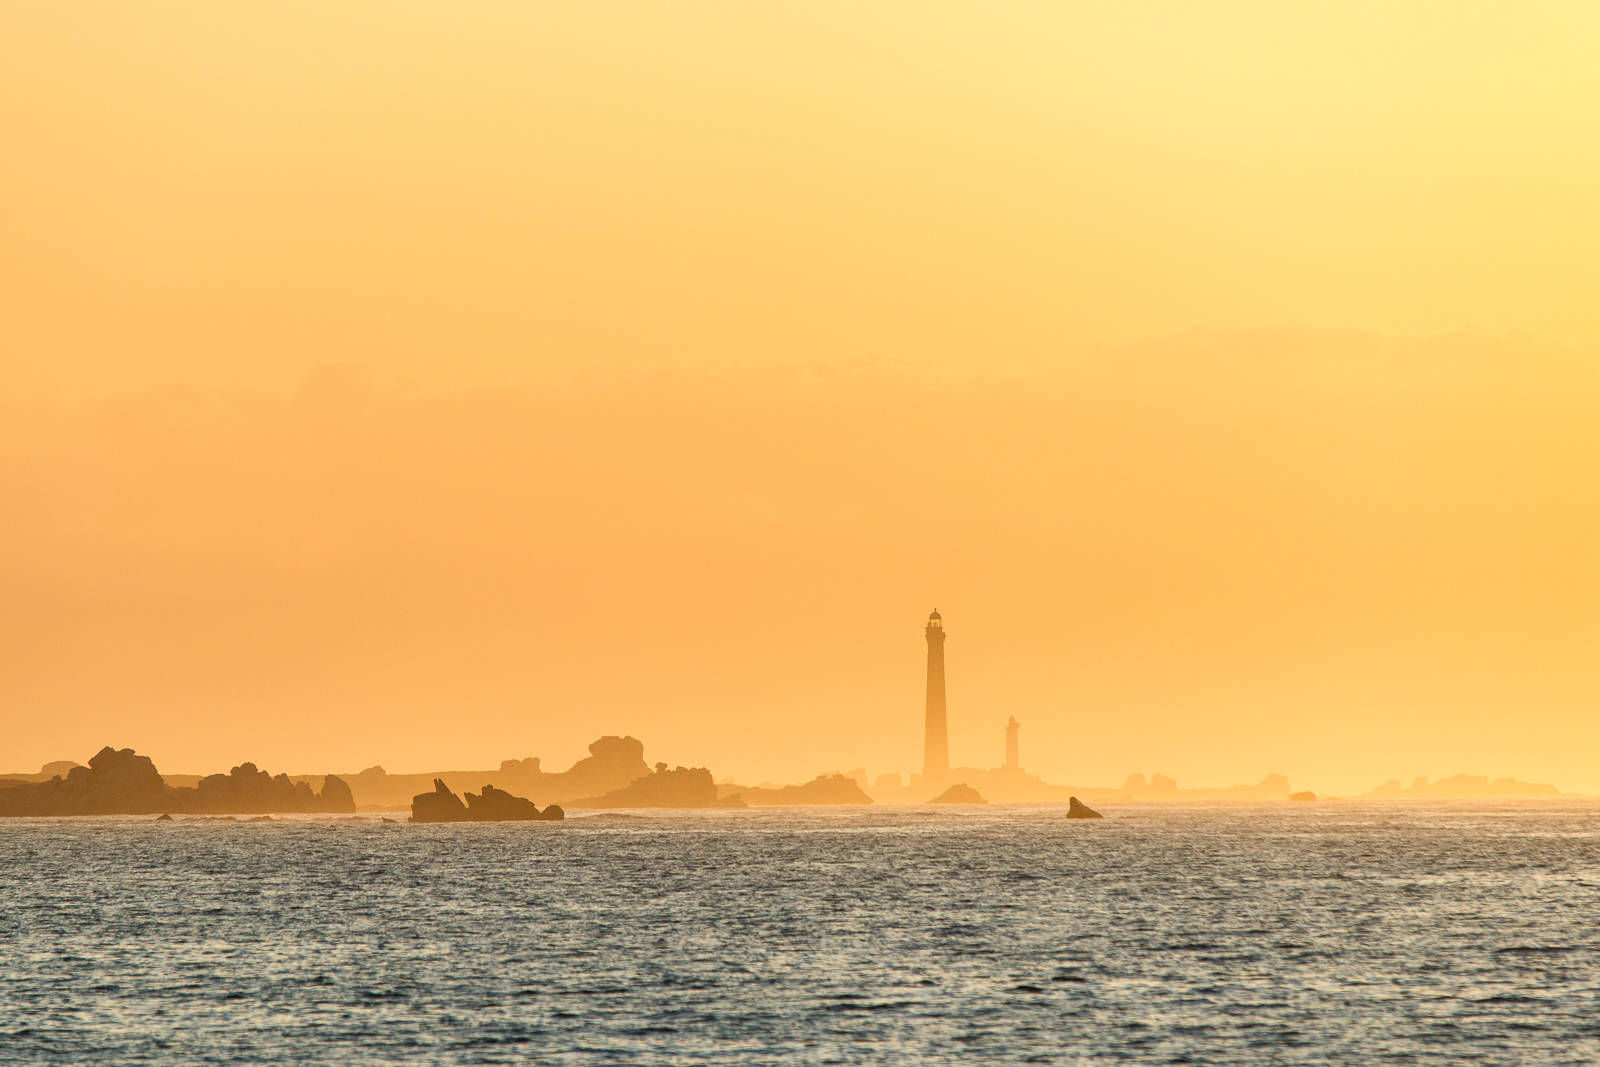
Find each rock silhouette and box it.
[1289,791,1316,802]
[410,780,469,822]
[729,774,873,806]
[0,747,172,816]
[410,779,564,822]
[1066,797,1103,819]
[342,735,651,810]
[0,760,85,786]
[0,747,358,817]
[170,763,356,815]
[572,765,720,808]
[930,783,986,804]
[464,784,564,821]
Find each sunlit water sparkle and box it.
[3,802,1599,1064]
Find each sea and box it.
[2,802,1597,1065]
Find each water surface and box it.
[4,802,1598,1064]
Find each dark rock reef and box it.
[1289,791,1317,802]
[930,783,987,804]
[0,747,355,817]
[0,747,170,816]
[1066,796,1103,819]
[410,779,564,823]
[170,763,355,815]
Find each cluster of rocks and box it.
[171,763,354,814]
[341,735,653,811]
[0,747,355,817]
[410,780,565,823]
[572,764,745,809]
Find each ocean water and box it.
[3,802,1598,1065]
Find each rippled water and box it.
[3,802,1599,1065]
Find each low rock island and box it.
[410,780,564,822]
[1066,796,1103,819]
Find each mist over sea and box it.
[4,803,1597,1065]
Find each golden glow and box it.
[2,4,1598,793]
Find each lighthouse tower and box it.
[923,611,949,776]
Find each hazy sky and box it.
[3,3,1599,792]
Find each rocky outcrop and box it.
[526,735,652,803]
[464,784,564,821]
[572,765,719,808]
[734,774,875,806]
[411,780,469,822]
[930,783,986,804]
[410,780,564,822]
[339,735,653,810]
[1066,796,1103,819]
[0,747,170,816]
[319,774,356,812]
[1289,791,1316,802]
[170,763,357,815]
[0,748,357,817]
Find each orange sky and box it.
[3,3,1599,793]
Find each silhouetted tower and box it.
[1005,716,1020,770]
[924,611,949,776]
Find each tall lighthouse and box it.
[923,610,949,776]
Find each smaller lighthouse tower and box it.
[1004,717,1020,770]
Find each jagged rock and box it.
[1289,791,1316,802]
[464,784,564,821]
[1066,796,1102,819]
[0,747,170,816]
[169,762,356,815]
[572,765,719,808]
[319,775,355,811]
[930,783,987,804]
[732,774,874,806]
[410,779,469,823]
[338,735,651,810]
[465,783,541,820]
[412,781,563,823]
[156,813,174,821]
[716,794,748,809]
